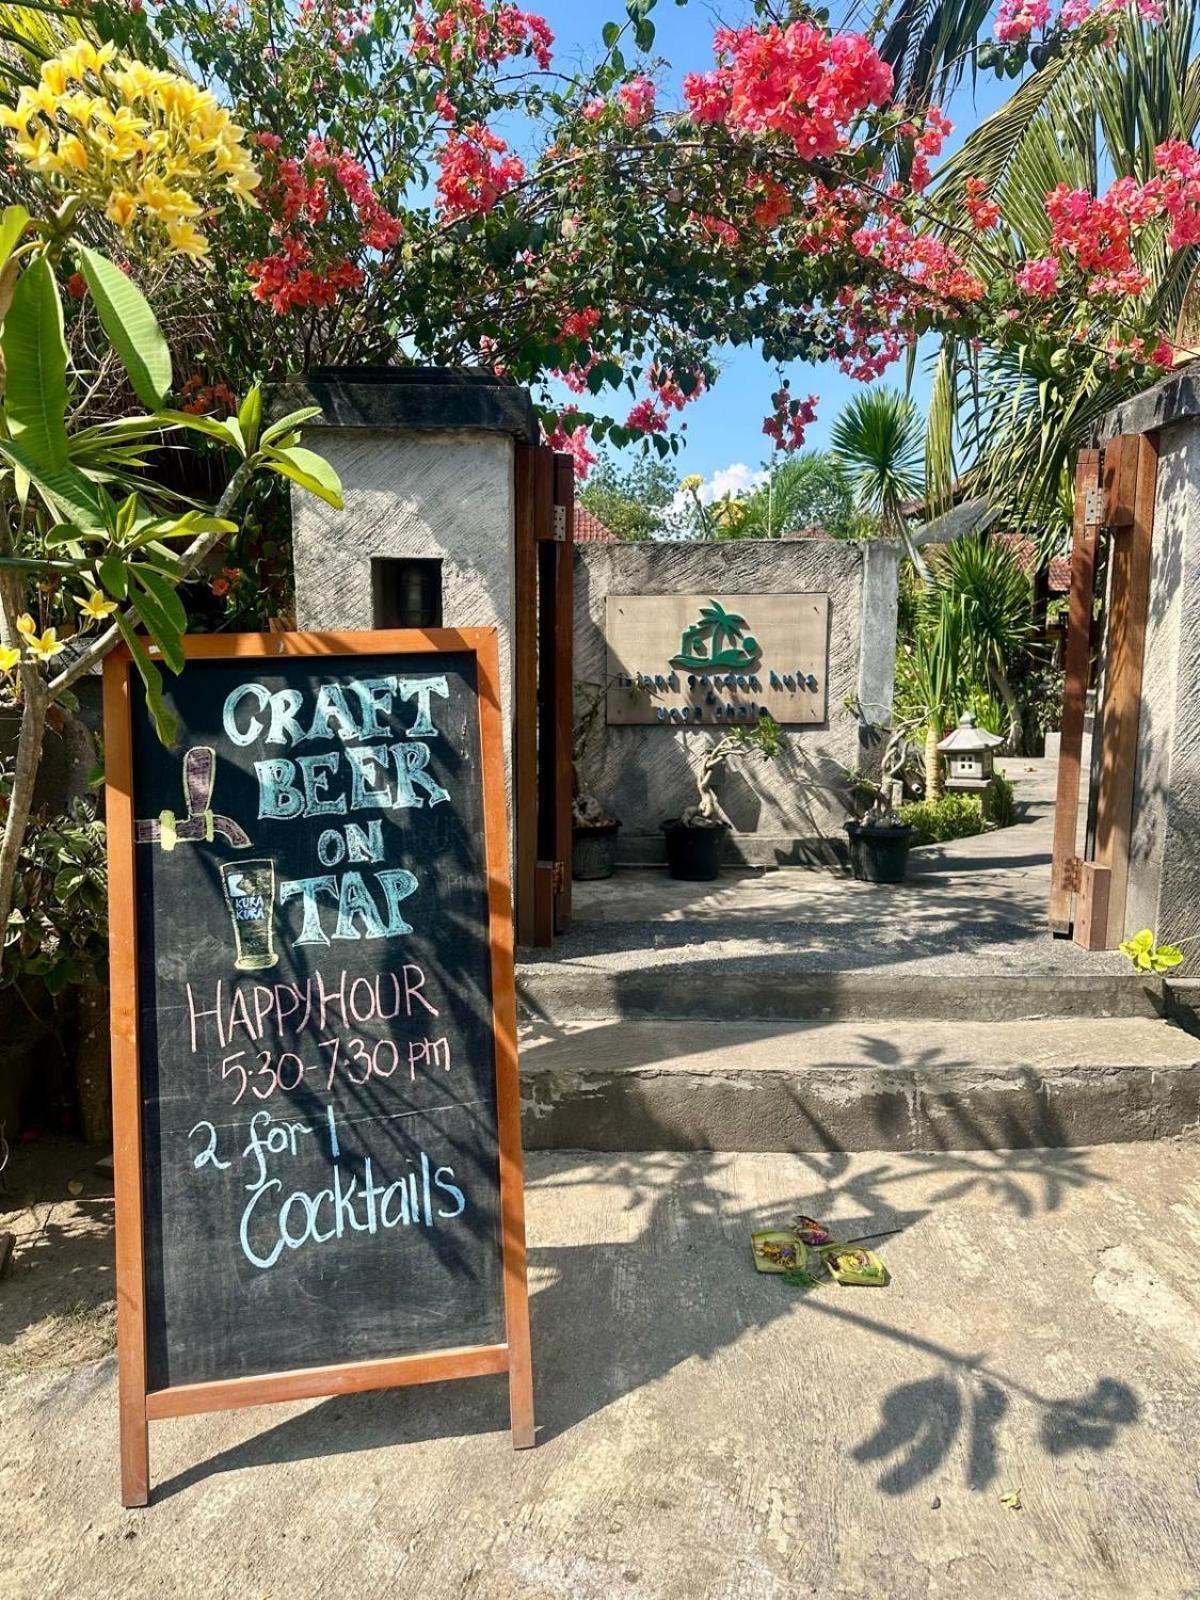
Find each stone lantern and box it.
[937,712,1003,795]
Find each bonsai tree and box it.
[676,714,781,829]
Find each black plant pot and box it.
[845,821,914,884]
[573,822,620,881]
[662,819,728,881]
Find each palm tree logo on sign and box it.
[670,600,760,672]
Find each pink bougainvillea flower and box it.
[617,75,656,127]
[1015,257,1060,296]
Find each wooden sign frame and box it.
[104,628,534,1507]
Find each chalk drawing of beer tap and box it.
[135,747,252,853]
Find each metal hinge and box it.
[552,505,568,542]
[1083,485,1104,526]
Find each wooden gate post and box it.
[514,444,575,949]
[1090,432,1158,947]
[1048,449,1104,934]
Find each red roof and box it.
[574,506,617,542]
[1049,555,1070,593]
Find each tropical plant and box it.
[898,792,987,845]
[831,388,924,562]
[928,535,1034,747]
[895,588,967,798]
[0,39,342,946]
[923,0,1200,531]
[708,453,859,540]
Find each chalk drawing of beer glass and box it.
[221,859,279,972]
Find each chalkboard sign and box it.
[105,629,532,1507]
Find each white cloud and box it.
[695,462,768,504]
[668,462,767,525]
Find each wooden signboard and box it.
[104,629,533,1507]
[605,593,830,726]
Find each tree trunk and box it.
[991,660,1024,757]
[924,722,943,800]
[75,970,112,1144]
[0,669,48,937]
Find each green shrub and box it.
[988,769,1017,830]
[899,793,987,847]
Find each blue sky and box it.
[531,1,1015,493]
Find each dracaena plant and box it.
[0,38,344,938]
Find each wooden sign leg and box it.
[120,1393,150,1508]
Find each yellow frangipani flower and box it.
[40,58,71,97]
[1,40,258,263]
[15,613,36,637]
[138,174,202,222]
[76,591,118,621]
[165,217,209,260]
[105,189,138,229]
[58,40,117,80]
[0,646,21,674]
[25,628,66,663]
[58,135,89,173]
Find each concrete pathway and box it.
[5,1137,1200,1598]
[534,755,1126,978]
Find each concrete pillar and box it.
[1101,371,1200,965]
[277,368,539,786]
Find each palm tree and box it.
[722,452,857,539]
[932,536,1034,748]
[923,0,1200,535]
[831,388,925,563]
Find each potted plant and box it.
[572,792,622,880]
[844,718,918,884]
[662,716,780,881]
[571,683,621,880]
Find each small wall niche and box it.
[372,557,444,629]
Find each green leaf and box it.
[0,435,110,530]
[265,445,344,508]
[98,552,128,600]
[116,612,178,746]
[0,204,29,276]
[1,256,69,470]
[237,386,262,453]
[602,20,621,47]
[154,409,239,448]
[261,405,321,447]
[133,562,187,635]
[128,574,185,675]
[75,246,171,409]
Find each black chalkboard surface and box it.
[106,633,532,1475]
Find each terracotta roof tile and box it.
[574,506,618,542]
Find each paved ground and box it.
[529,755,1129,978]
[5,1135,1200,1598]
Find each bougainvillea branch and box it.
[8,0,1191,478]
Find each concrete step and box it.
[519,1016,1200,1152]
[518,965,1164,1025]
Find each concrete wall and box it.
[292,427,517,731]
[282,371,539,813]
[574,538,900,863]
[1124,420,1200,965]
[1100,371,1200,969]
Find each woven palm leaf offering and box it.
[820,1245,889,1287]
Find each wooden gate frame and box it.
[514,444,574,949]
[1049,433,1158,948]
